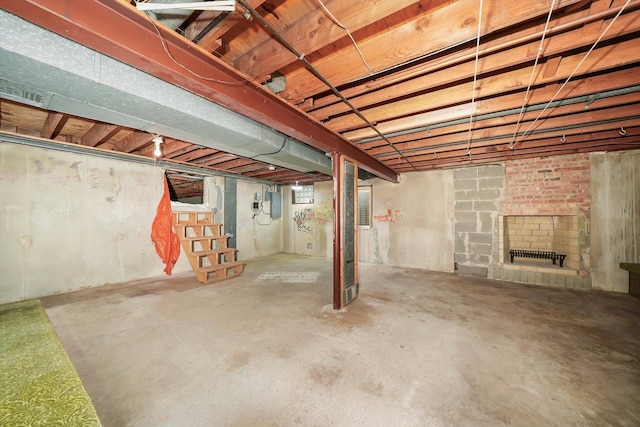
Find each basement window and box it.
[358,185,372,228]
[292,185,314,204]
[166,171,205,204]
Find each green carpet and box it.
[0,300,101,426]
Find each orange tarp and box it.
[151,176,180,275]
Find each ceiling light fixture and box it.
[560,135,566,143]
[619,127,627,136]
[153,136,163,157]
[268,165,276,171]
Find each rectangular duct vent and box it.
[0,78,50,108]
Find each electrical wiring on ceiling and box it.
[509,0,557,151]
[236,0,419,172]
[140,9,250,86]
[316,0,374,75]
[464,0,484,161]
[512,0,633,148]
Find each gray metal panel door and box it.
[333,153,359,309]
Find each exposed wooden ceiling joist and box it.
[1,0,638,196]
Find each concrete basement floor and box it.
[41,254,640,427]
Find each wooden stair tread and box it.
[198,261,245,273]
[183,236,229,241]
[172,210,243,284]
[192,248,236,256]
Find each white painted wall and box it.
[282,181,333,258]
[590,150,640,292]
[359,170,455,272]
[7,140,635,303]
[234,180,283,260]
[280,171,455,273]
[0,143,192,304]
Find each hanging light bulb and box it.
[153,136,163,157]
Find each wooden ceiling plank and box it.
[327,38,640,134]
[367,111,640,158]
[349,67,640,142]
[581,0,608,36]
[314,9,640,121]
[381,104,640,150]
[115,131,154,152]
[221,0,308,64]
[388,137,640,171]
[191,0,266,53]
[233,0,426,78]
[306,3,638,112]
[232,164,273,174]
[204,153,239,165]
[247,169,282,177]
[209,158,255,169]
[80,123,120,147]
[278,0,585,102]
[170,147,217,162]
[40,112,66,139]
[139,140,195,158]
[5,0,398,182]
[160,141,196,156]
[373,120,640,163]
[358,87,640,152]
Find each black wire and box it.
[249,136,288,159]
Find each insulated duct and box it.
[0,10,332,176]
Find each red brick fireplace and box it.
[494,153,591,287]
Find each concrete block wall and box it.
[453,165,504,277]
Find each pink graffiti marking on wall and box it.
[374,209,403,223]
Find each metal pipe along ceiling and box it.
[0,0,399,183]
[236,0,419,172]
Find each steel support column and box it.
[5,0,399,183]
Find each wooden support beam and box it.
[81,123,120,147]
[280,0,584,102]
[114,131,154,153]
[232,0,423,78]
[40,112,66,139]
[3,0,398,183]
[323,38,640,134]
[352,67,640,145]
[362,94,640,157]
[305,1,639,113]
[189,0,266,52]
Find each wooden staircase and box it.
[172,210,244,284]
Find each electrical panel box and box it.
[267,191,281,218]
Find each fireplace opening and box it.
[501,215,579,269]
